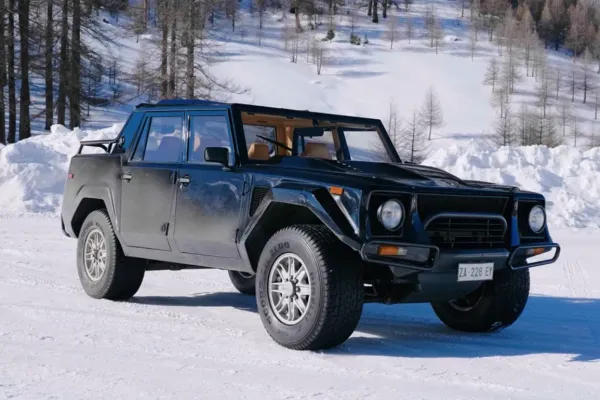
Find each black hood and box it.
[270,157,519,192]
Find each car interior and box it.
[240,111,371,162]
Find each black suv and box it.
[61,99,560,350]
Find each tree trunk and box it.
[7,0,16,143]
[69,0,81,129]
[143,0,149,28]
[373,0,379,23]
[168,6,177,98]
[186,1,195,99]
[294,0,301,32]
[45,0,54,131]
[368,0,372,16]
[18,0,31,141]
[383,0,387,18]
[57,0,69,126]
[0,0,6,144]
[161,10,168,98]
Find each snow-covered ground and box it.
[1,217,599,399]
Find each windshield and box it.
[343,130,392,162]
[239,110,399,163]
[294,127,394,163]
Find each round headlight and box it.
[528,205,546,233]
[377,199,404,231]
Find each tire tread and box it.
[264,224,363,350]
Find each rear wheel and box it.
[77,209,145,300]
[256,225,364,350]
[228,271,256,295]
[431,267,530,332]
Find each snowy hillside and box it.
[19,0,600,151]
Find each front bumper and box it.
[360,241,561,272]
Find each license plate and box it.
[457,263,494,282]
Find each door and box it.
[173,111,246,258]
[119,112,185,251]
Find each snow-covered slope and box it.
[424,141,600,229]
[0,124,121,215]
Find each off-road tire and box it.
[77,209,145,300]
[256,224,363,350]
[431,267,530,332]
[228,271,256,295]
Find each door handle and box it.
[177,175,191,186]
[122,172,133,181]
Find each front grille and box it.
[425,216,507,249]
[417,194,509,222]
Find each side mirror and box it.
[204,147,230,168]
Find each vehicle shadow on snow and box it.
[131,293,600,362]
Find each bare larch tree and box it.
[419,87,444,140]
[400,110,429,163]
[18,0,31,140]
[7,0,15,143]
[483,57,500,92]
[44,0,54,130]
[557,100,573,137]
[0,0,5,144]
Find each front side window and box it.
[134,115,184,163]
[188,115,232,163]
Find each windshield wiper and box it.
[257,135,293,152]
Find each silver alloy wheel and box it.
[83,228,107,282]
[268,253,312,325]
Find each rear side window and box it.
[133,115,184,163]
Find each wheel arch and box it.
[238,184,361,272]
[69,186,120,239]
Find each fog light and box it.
[378,245,408,256]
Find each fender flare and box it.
[66,185,121,241]
[238,183,361,269]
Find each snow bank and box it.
[423,140,600,229]
[0,124,122,215]
[1,127,598,229]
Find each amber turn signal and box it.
[377,245,408,257]
[329,186,344,196]
[526,247,546,256]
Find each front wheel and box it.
[255,225,364,350]
[431,267,530,332]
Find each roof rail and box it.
[135,98,229,109]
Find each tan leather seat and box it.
[247,143,270,161]
[300,142,332,159]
